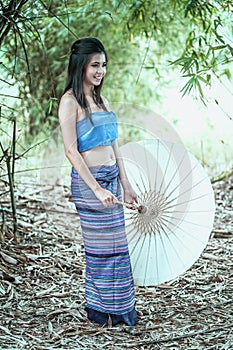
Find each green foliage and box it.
[170,1,233,100]
[0,0,232,141]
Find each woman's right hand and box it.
[94,187,118,207]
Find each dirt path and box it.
[0,174,232,349]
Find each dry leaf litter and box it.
[0,172,232,350]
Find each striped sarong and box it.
[71,163,137,326]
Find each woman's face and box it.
[83,52,107,88]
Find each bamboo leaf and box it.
[180,76,195,96]
[211,45,227,51]
[195,77,204,98]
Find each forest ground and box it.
[0,172,232,350]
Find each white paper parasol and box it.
[120,139,215,286]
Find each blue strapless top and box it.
[76,111,118,152]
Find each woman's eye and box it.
[91,63,107,68]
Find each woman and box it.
[58,37,138,327]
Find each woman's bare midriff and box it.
[81,145,116,167]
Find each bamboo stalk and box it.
[6,155,18,241]
[0,211,5,243]
[11,117,16,185]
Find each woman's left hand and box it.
[123,183,138,204]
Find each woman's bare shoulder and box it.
[101,95,111,111]
[59,91,82,117]
[60,90,77,107]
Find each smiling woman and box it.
[58,37,138,327]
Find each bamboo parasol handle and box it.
[115,200,146,213]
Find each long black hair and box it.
[64,37,108,117]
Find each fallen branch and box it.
[192,298,233,312]
[125,324,233,347]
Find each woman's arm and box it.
[112,141,138,204]
[58,94,117,207]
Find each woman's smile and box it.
[94,75,103,83]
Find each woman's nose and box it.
[97,66,105,75]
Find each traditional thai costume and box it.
[71,111,138,326]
